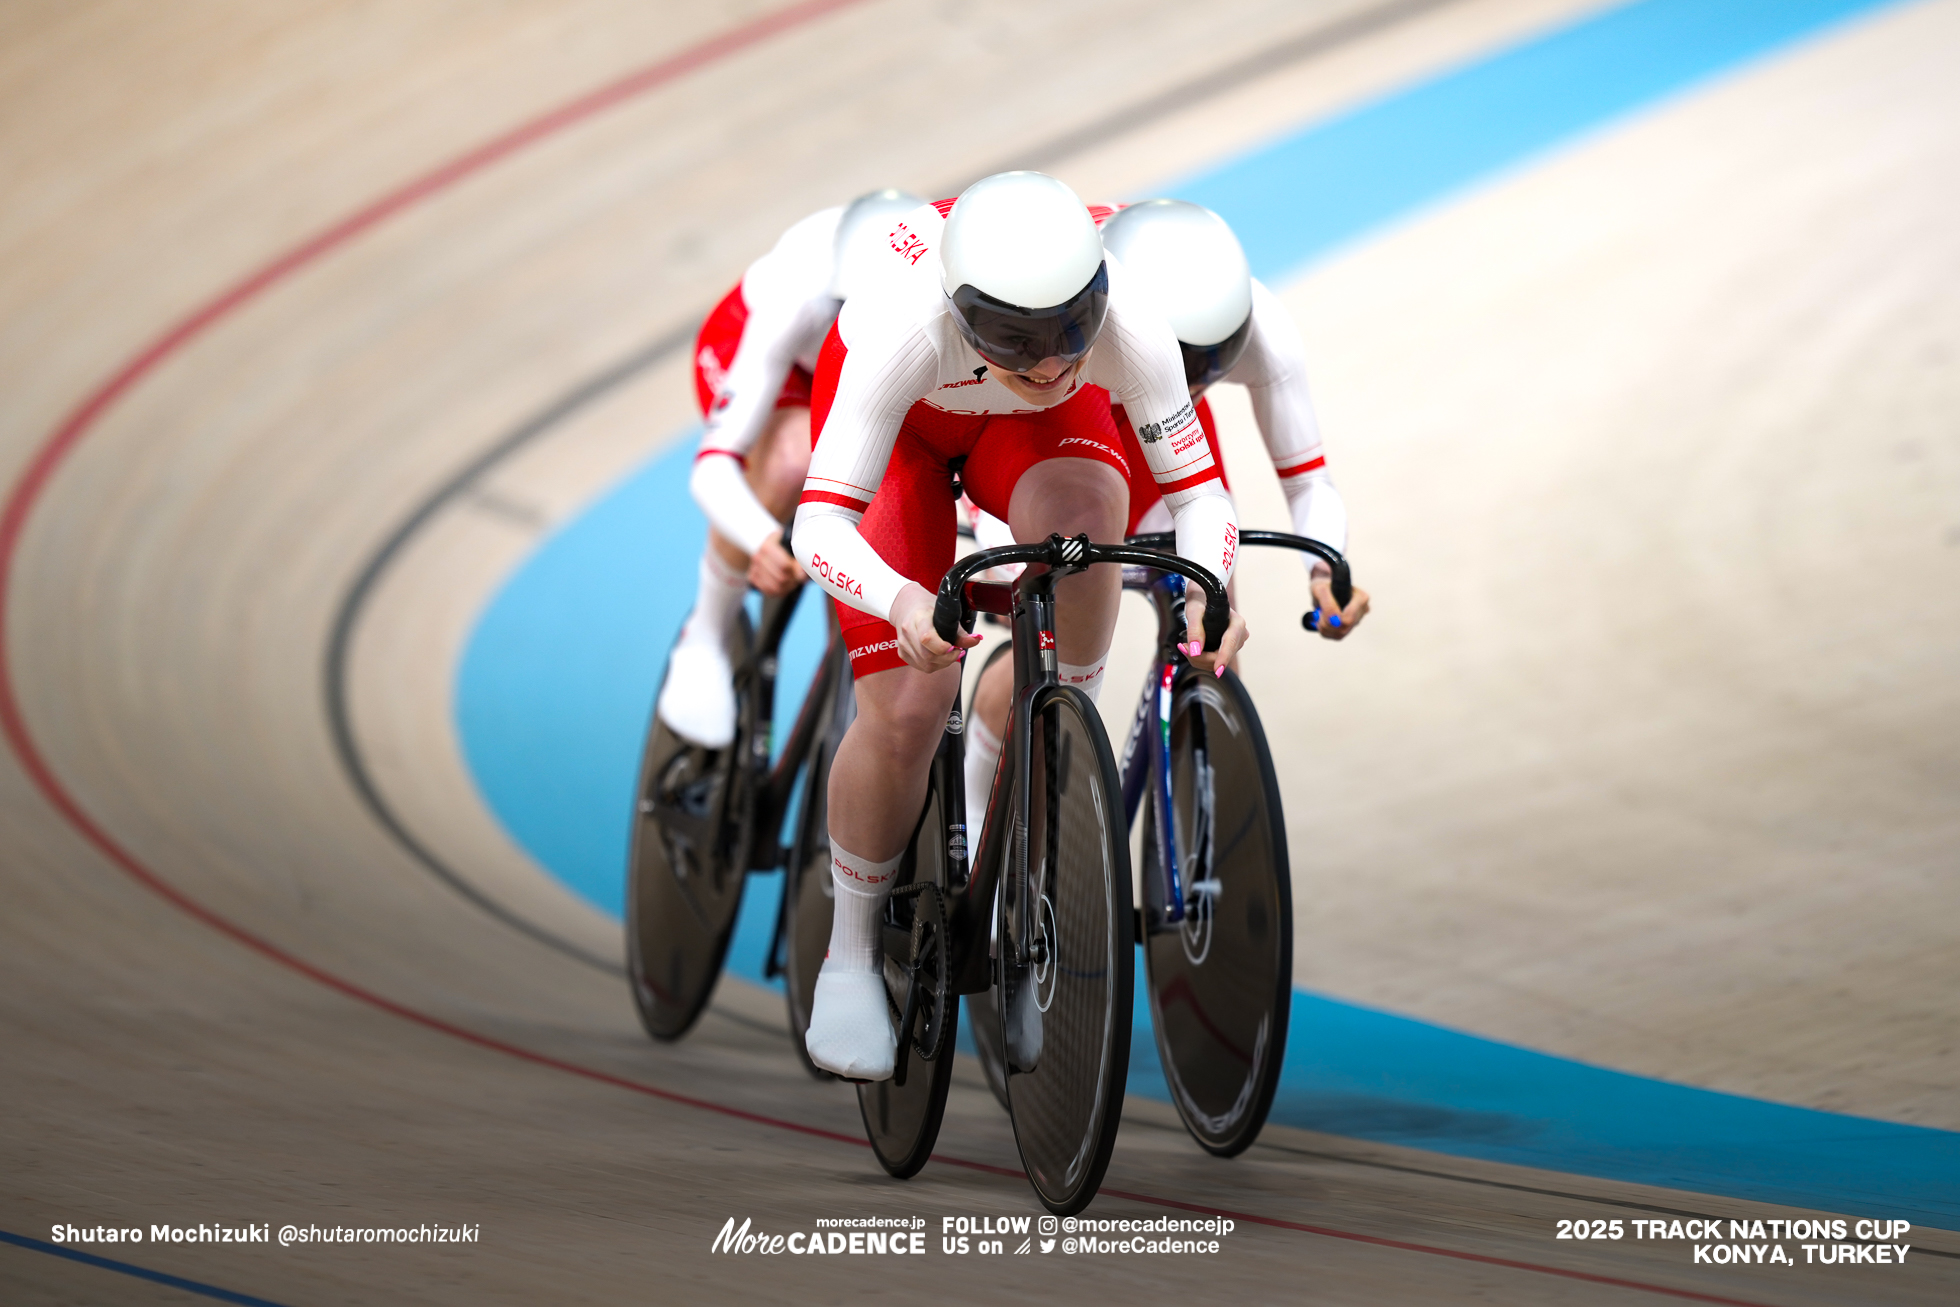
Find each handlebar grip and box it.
[1201,591,1228,652]
[1332,558,1353,610]
[932,585,965,648]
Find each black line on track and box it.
[323,322,698,976]
[321,0,1461,972]
[0,1229,295,1307]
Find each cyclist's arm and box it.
[691,289,832,556]
[789,322,939,621]
[1093,271,1240,589]
[1235,279,1348,567]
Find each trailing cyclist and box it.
[789,171,1248,1080]
[658,188,923,748]
[963,199,1373,843]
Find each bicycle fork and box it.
[1117,572,1219,936]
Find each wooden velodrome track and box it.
[3,1,1956,1303]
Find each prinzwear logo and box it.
[940,365,991,390]
[1056,436,1128,476]
[849,638,898,661]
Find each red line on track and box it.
[0,9,1778,1305]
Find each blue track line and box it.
[456,0,1959,1228]
[0,1229,294,1307]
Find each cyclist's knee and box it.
[751,408,813,520]
[854,667,958,754]
[1008,457,1127,542]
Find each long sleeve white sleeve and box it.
[790,323,940,621]
[1236,279,1347,566]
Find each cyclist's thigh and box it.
[851,657,962,750]
[962,387,1129,538]
[750,406,813,506]
[831,415,962,679]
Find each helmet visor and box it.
[1179,312,1253,390]
[948,262,1109,374]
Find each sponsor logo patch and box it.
[1056,436,1128,475]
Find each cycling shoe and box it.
[805,968,896,1081]
[657,640,736,749]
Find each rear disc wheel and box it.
[1000,688,1132,1215]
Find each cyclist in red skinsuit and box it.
[659,191,920,749]
[789,173,1248,1080]
[963,200,1371,850]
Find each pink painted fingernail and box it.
[1214,665,1224,678]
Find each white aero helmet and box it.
[829,187,926,301]
[941,171,1108,373]
[1100,199,1253,389]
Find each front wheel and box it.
[858,771,960,1178]
[1140,666,1291,1157]
[1000,687,1133,1216]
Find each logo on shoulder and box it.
[890,221,929,266]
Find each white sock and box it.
[1058,657,1106,705]
[963,714,1002,850]
[679,550,746,650]
[824,844,901,973]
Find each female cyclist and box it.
[789,172,1247,1079]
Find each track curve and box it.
[4,2,1956,1304]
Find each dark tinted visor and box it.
[1180,311,1253,390]
[949,262,1109,374]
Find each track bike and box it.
[847,532,1232,1215]
[966,530,1353,1157]
[625,582,853,1077]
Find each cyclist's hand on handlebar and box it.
[1181,589,1248,677]
[1309,568,1371,641]
[891,583,981,673]
[748,531,804,598]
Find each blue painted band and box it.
[0,1229,295,1307]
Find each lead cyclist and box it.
[658,188,923,748]
[962,199,1373,840]
[790,171,1249,1080]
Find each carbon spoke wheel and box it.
[859,778,960,1179]
[1141,667,1291,1156]
[625,630,750,1041]
[1001,687,1132,1216]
